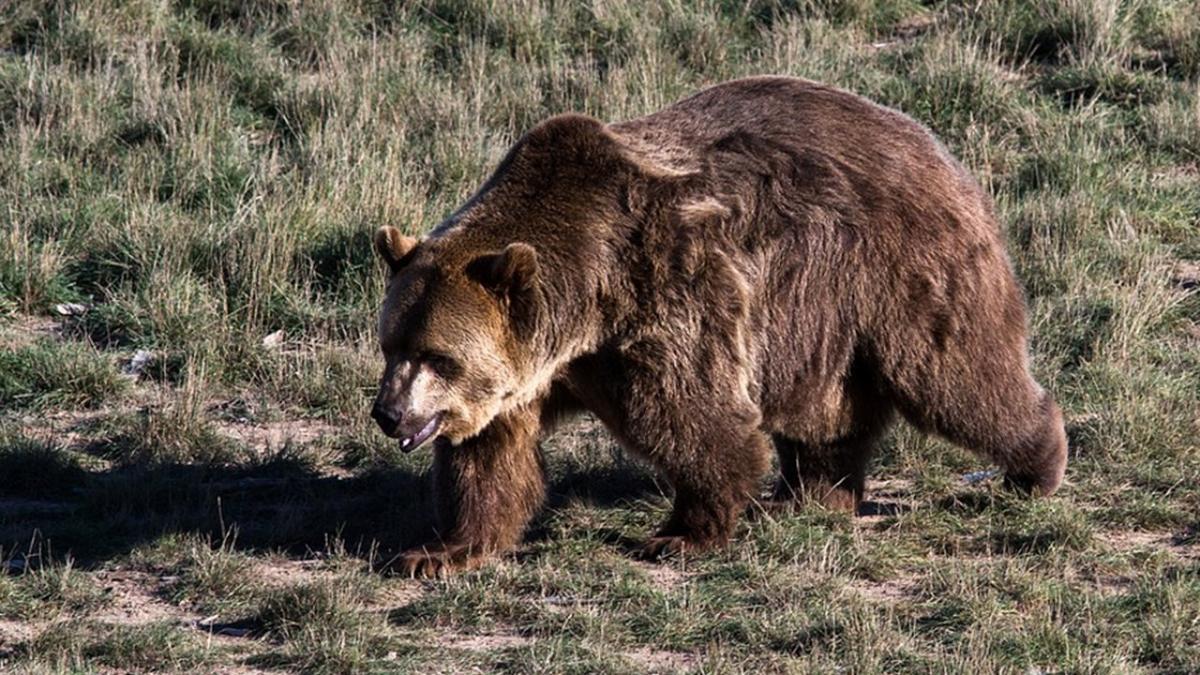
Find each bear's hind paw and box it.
[386,545,483,579]
[635,535,707,561]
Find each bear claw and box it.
[635,536,692,561]
[388,546,477,579]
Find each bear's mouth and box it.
[399,413,442,453]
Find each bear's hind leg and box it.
[771,433,877,512]
[882,340,1068,497]
[769,360,894,513]
[996,394,1068,496]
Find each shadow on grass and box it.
[0,445,666,570]
[0,456,433,566]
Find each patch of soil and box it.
[1101,529,1177,552]
[1096,529,1200,566]
[623,646,699,673]
[849,574,920,603]
[0,315,60,350]
[635,561,689,591]
[16,408,113,452]
[1172,261,1200,290]
[435,631,533,652]
[0,619,37,646]
[90,570,188,626]
[217,420,335,455]
[373,581,425,609]
[245,557,353,590]
[1152,163,1200,184]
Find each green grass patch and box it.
[0,559,107,620]
[0,339,126,410]
[16,621,215,671]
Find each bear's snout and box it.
[372,397,444,452]
[371,402,402,437]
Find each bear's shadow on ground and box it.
[0,448,671,569]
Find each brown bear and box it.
[370,76,1068,578]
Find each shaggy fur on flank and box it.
[371,76,1068,577]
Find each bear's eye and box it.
[422,351,462,380]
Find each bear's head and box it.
[368,113,705,451]
[369,225,542,451]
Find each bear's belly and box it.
[760,376,859,444]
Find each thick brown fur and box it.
[371,76,1068,576]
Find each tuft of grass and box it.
[0,429,89,498]
[253,576,387,673]
[0,558,108,620]
[86,367,244,465]
[983,497,1095,554]
[0,224,78,314]
[0,339,127,410]
[88,405,243,465]
[970,0,1132,65]
[1132,0,1200,79]
[128,531,260,616]
[17,621,215,672]
[258,343,378,420]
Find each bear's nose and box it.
[371,404,400,435]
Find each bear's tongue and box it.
[400,415,441,453]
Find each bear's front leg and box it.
[392,404,545,578]
[582,333,773,560]
[607,358,772,560]
[636,427,772,560]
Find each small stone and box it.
[122,349,154,377]
[962,469,999,485]
[261,329,285,348]
[54,302,88,316]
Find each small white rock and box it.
[54,302,88,316]
[123,349,154,377]
[962,469,999,485]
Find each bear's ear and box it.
[374,226,418,272]
[467,243,540,337]
[466,242,539,297]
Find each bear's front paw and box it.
[387,545,481,579]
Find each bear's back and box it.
[610,76,997,249]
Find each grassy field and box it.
[1,0,1198,672]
